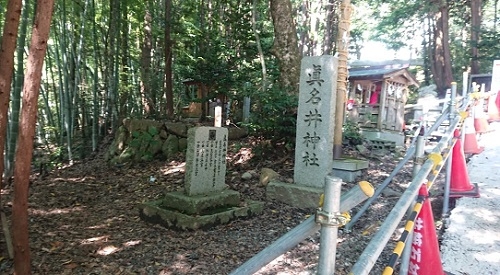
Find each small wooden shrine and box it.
[346,66,419,145]
[181,79,226,119]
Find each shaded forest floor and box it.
[0,137,447,274]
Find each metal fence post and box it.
[443,82,458,217]
[317,175,343,275]
[400,135,425,274]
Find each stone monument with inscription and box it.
[139,126,263,230]
[267,55,338,208]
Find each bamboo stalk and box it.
[1,210,14,259]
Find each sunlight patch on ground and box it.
[80,235,110,245]
[86,223,108,230]
[123,240,142,247]
[80,236,142,256]
[161,162,186,175]
[465,229,500,245]
[474,252,500,263]
[50,176,95,183]
[230,147,254,165]
[97,245,120,256]
[30,206,84,216]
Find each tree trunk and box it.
[0,0,23,191]
[6,0,30,182]
[323,0,337,55]
[470,0,482,74]
[252,0,267,92]
[12,1,55,273]
[119,3,130,122]
[164,0,174,119]
[429,2,453,97]
[106,0,120,132]
[0,0,23,261]
[141,9,154,117]
[269,0,301,95]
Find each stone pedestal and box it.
[139,196,264,230]
[266,181,323,209]
[139,126,263,230]
[331,158,369,183]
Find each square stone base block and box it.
[138,199,264,230]
[162,189,240,215]
[332,158,369,183]
[266,181,323,209]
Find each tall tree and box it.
[5,0,31,182]
[429,0,454,95]
[164,0,174,118]
[12,0,55,273]
[140,7,155,117]
[470,0,482,74]
[0,0,23,190]
[323,0,338,55]
[269,0,301,95]
[106,0,121,132]
[0,0,23,261]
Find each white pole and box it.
[214,106,222,127]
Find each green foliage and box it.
[343,119,364,146]
[241,85,298,140]
[147,126,159,136]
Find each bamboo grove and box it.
[0,0,499,172]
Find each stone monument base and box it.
[161,189,241,215]
[361,129,405,146]
[139,190,264,230]
[266,181,323,209]
[332,158,369,183]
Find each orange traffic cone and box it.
[487,92,500,122]
[463,116,484,155]
[408,184,444,275]
[473,105,491,134]
[450,131,480,198]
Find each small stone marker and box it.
[184,126,228,196]
[139,126,264,230]
[243,96,251,122]
[293,55,338,188]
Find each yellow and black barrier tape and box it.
[382,193,426,275]
[459,111,468,121]
[469,92,482,100]
[427,153,443,175]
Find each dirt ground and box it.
[0,137,446,275]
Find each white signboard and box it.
[491,60,500,93]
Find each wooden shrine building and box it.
[346,66,419,145]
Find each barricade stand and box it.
[487,91,500,122]
[449,131,480,198]
[407,184,445,275]
[463,115,484,155]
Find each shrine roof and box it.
[348,67,419,87]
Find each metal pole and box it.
[345,106,452,231]
[443,83,458,217]
[349,115,463,275]
[317,176,343,274]
[229,180,374,275]
[344,148,414,230]
[399,135,425,274]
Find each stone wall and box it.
[105,118,247,164]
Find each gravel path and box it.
[441,121,500,274]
